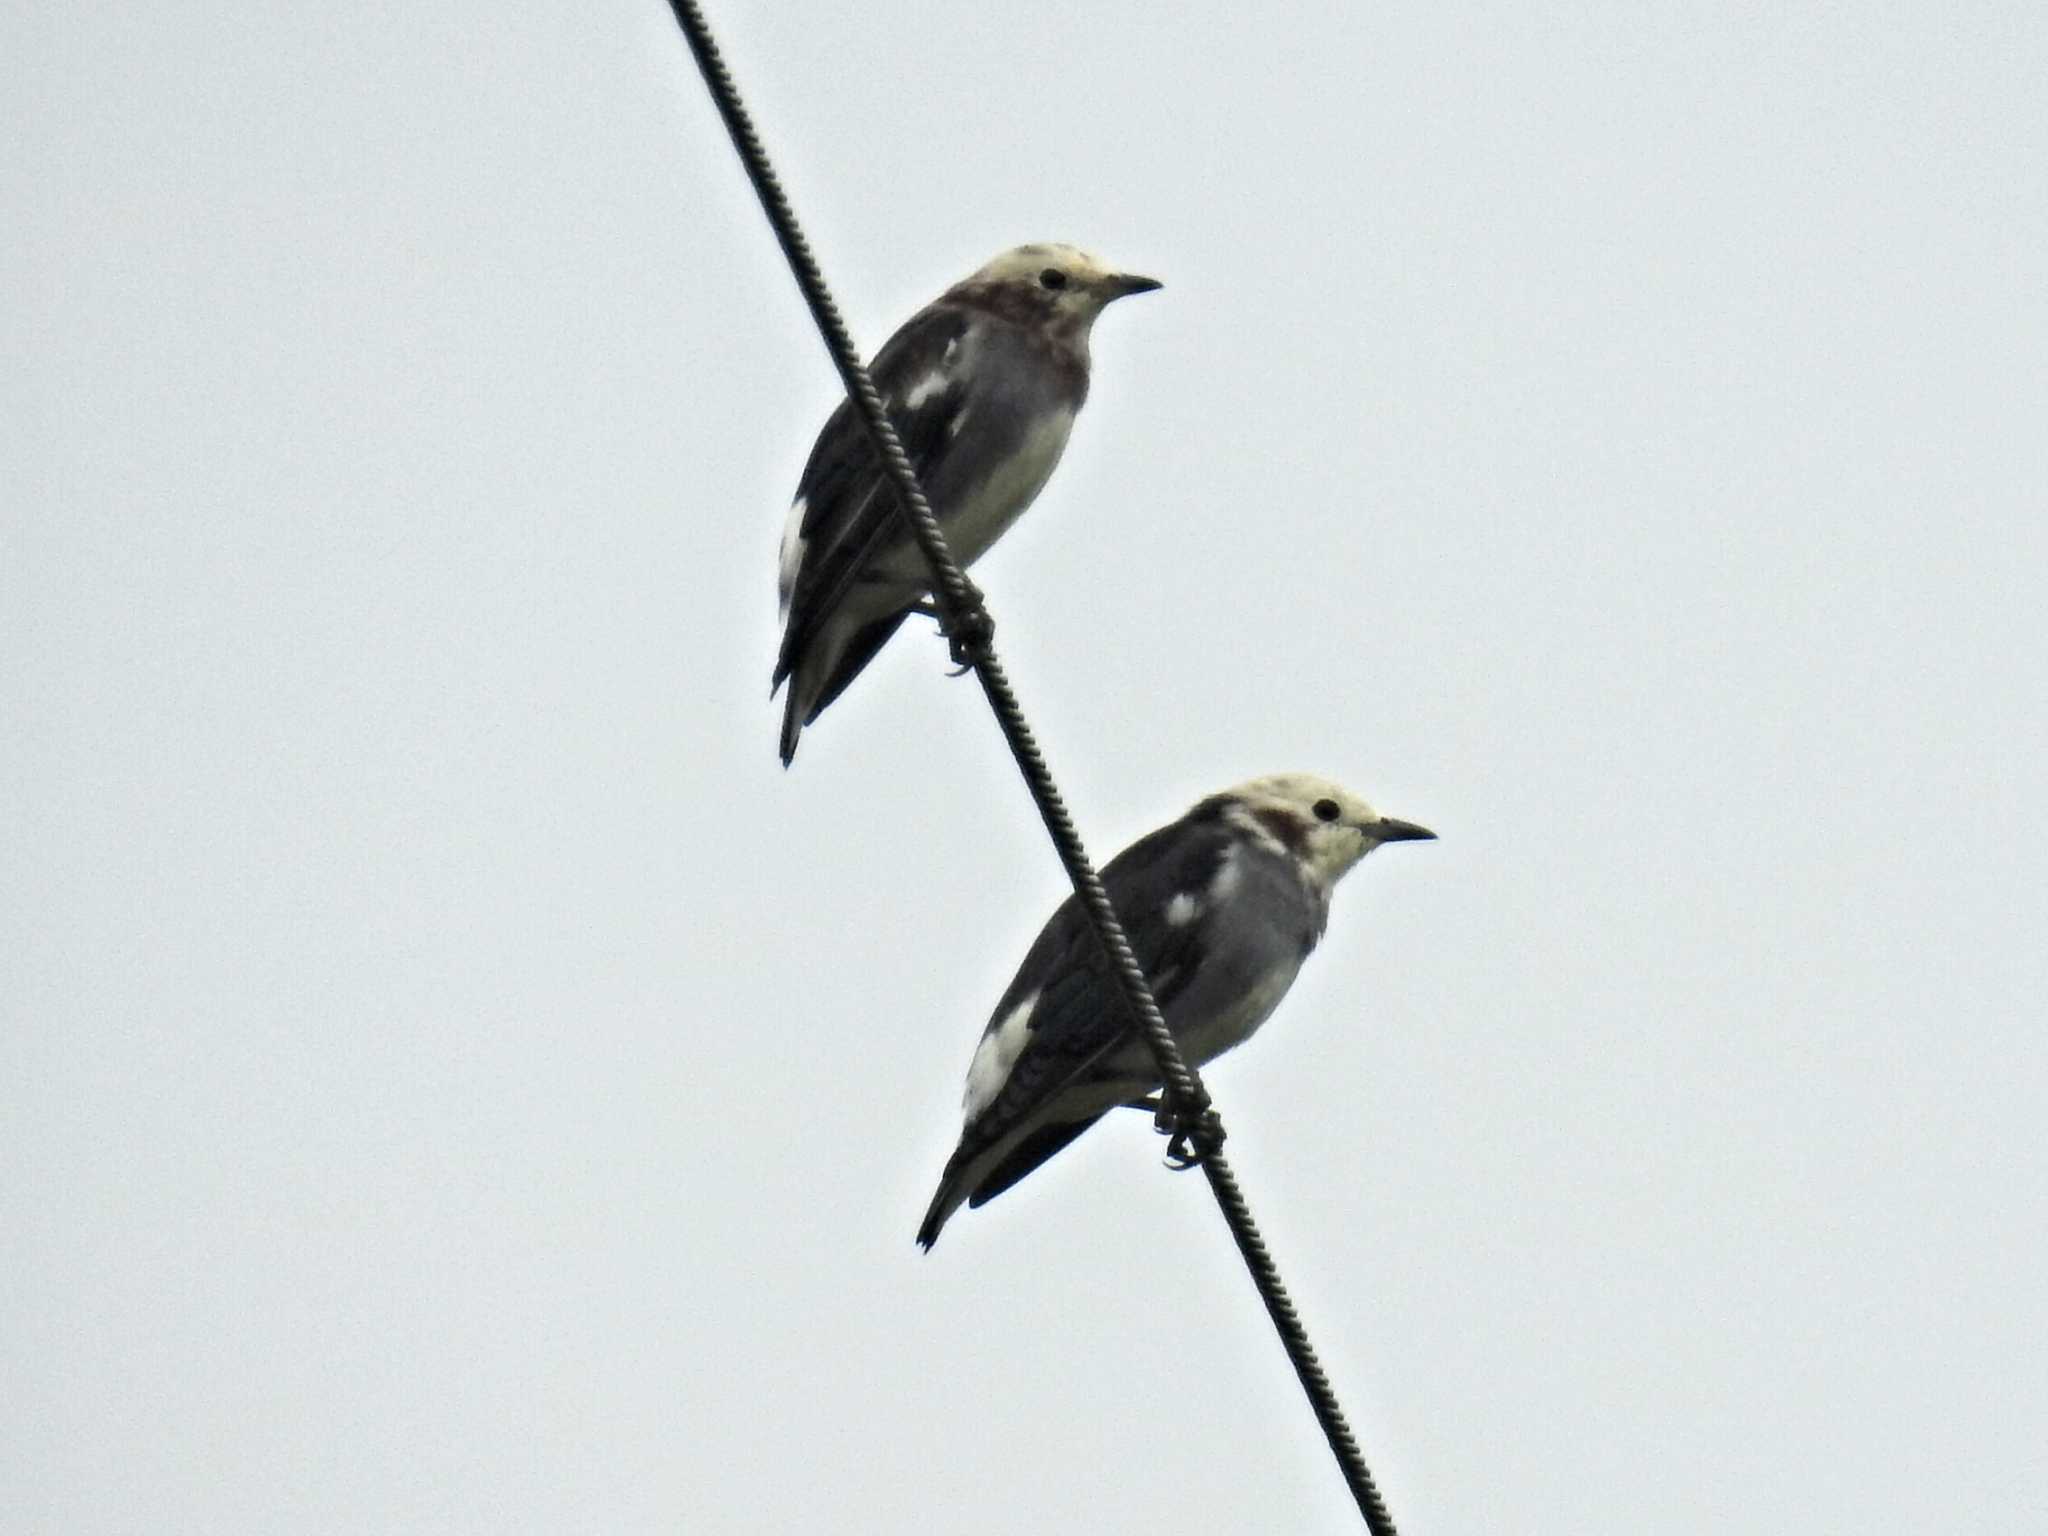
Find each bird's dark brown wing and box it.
[773,304,974,689]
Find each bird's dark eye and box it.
[1313,798,1342,823]
[1038,268,1068,290]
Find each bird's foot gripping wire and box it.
[1130,1092,1224,1169]
[1163,1110,1225,1169]
[941,587,994,671]
[909,585,994,673]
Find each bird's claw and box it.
[940,586,994,668]
[1154,1100,1223,1170]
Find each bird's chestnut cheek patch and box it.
[1251,806,1311,856]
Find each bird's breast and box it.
[1177,957,1303,1068]
[877,407,1076,585]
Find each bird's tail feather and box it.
[915,1113,1104,1251]
[778,686,804,767]
[915,1186,957,1251]
[775,608,914,767]
[965,1116,1101,1209]
[808,609,912,719]
[917,1135,985,1250]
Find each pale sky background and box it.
[7,3,2045,1532]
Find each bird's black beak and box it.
[1372,817,1436,843]
[1107,272,1163,298]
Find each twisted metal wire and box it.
[668,5,1398,1530]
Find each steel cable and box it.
[667,5,1399,1530]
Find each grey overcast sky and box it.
[7,3,2045,1531]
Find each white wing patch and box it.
[1210,844,1244,902]
[900,336,960,411]
[777,495,808,613]
[962,990,1038,1121]
[901,369,946,411]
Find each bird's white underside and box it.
[1174,957,1300,1068]
[870,407,1075,589]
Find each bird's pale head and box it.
[947,243,1161,337]
[1211,773,1436,890]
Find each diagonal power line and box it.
[665,5,1401,1529]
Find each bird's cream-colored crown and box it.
[1213,773,1430,889]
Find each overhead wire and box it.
[666,5,1401,1530]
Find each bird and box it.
[773,242,1160,765]
[917,773,1435,1249]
